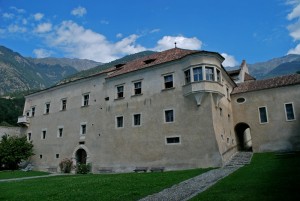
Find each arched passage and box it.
[76,149,87,164]
[235,123,252,151]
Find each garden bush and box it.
[59,158,73,173]
[76,163,91,174]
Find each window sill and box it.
[43,113,49,115]
[161,87,175,92]
[81,105,89,108]
[114,97,125,101]
[131,93,143,97]
[60,109,67,112]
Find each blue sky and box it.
[0,0,300,66]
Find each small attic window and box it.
[115,63,125,69]
[144,59,156,64]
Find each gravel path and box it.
[139,152,253,201]
[139,166,239,201]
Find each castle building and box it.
[18,48,300,172]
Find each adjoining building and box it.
[17,48,300,173]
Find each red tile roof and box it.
[232,74,300,94]
[107,48,223,78]
[244,73,256,81]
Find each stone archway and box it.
[76,149,87,164]
[72,145,91,166]
[235,123,252,151]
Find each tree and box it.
[0,135,34,170]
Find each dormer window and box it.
[144,59,156,64]
[115,63,125,69]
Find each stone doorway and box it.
[235,123,252,151]
[76,148,87,164]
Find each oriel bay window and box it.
[184,66,222,84]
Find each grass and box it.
[0,170,50,180]
[191,152,300,201]
[0,168,212,201]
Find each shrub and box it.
[0,135,34,170]
[59,158,73,173]
[76,163,91,174]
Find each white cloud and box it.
[8,24,26,33]
[116,33,123,38]
[71,6,87,17]
[34,13,44,21]
[153,35,202,51]
[22,18,28,25]
[33,48,53,58]
[3,13,14,19]
[35,23,52,33]
[10,6,26,14]
[221,53,239,67]
[150,29,160,33]
[286,1,300,54]
[46,21,145,62]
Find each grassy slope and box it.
[0,171,49,179]
[192,152,300,201]
[0,168,211,201]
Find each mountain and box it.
[59,50,156,84]
[247,54,300,79]
[27,57,102,71]
[0,46,78,95]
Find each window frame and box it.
[163,74,174,89]
[184,69,191,84]
[116,116,124,128]
[133,81,142,95]
[41,129,47,140]
[164,109,175,123]
[27,132,32,141]
[205,66,215,81]
[82,93,90,107]
[44,102,50,114]
[258,106,268,124]
[193,67,203,82]
[80,123,87,135]
[132,113,142,127]
[284,102,296,121]
[31,106,36,117]
[61,98,67,111]
[165,136,181,145]
[116,85,125,99]
[57,127,64,138]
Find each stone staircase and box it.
[224,151,253,168]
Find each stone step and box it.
[224,152,253,167]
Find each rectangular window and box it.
[134,82,142,95]
[193,67,203,81]
[216,69,221,82]
[27,133,31,141]
[165,109,174,123]
[45,103,50,114]
[285,103,295,121]
[164,74,173,89]
[116,116,124,128]
[61,99,67,111]
[259,107,268,124]
[117,85,124,98]
[31,107,35,117]
[133,114,141,126]
[184,69,191,84]
[58,128,63,138]
[26,111,30,117]
[82,94,90,106]
[56,154,60,159]
[166,136,180,144]
[41,130,46,139]
[81,124,87,135]
[205,67,214,81]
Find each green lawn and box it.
[0,170,50,180]
[191,152,300,201]
[0,168,211,201]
